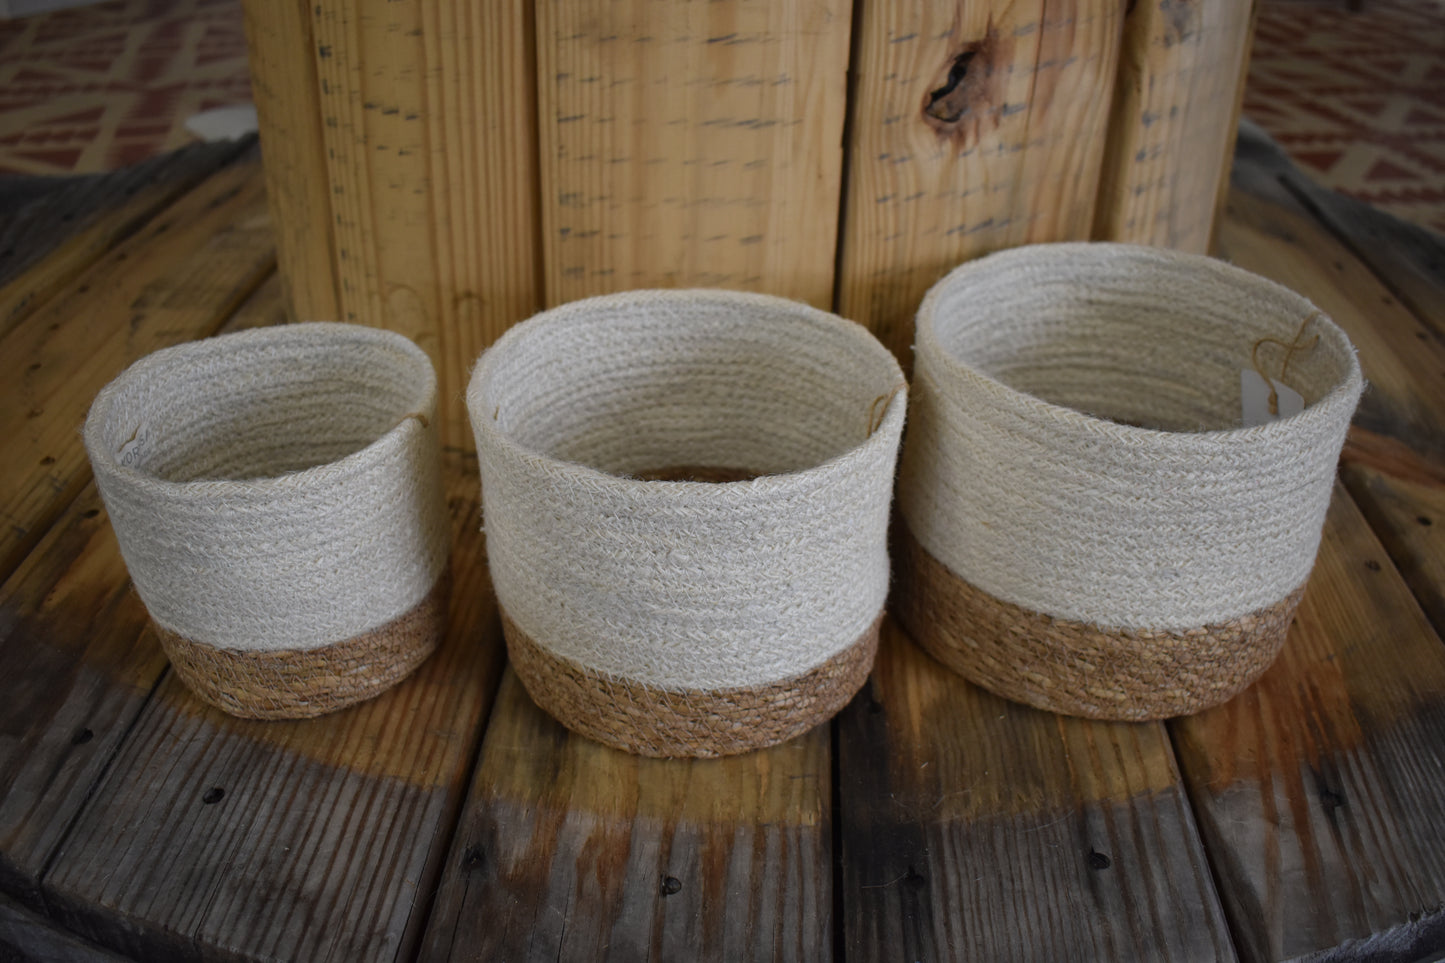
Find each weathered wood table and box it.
[1,125,1444,961]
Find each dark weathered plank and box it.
[1171,488,1445,963]
[421,669,832,962]
[0,151,275,587]
[1232,120,1445,340]
[839,621,1235,963]
[1341,463,1445,642]
[0,140,251,334]
[0,278,283,907]
[40,454,504,963]
[0,891,132,963]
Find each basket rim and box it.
[915,242,1365,450]
[467,288,908,501]
[84,321,438,499]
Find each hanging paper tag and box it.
[1241,370,1304,427]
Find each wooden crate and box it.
[244,0,1255,448]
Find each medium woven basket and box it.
[468,289,907,758]
[84,323,451,720]
[896,243,1364,720]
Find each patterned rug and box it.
[0,0,250,175]
[0,0,1440,233]
[1245,0,1445,234]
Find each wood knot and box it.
[921,23,1009,149]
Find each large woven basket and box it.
[896,243,1364,720]
[84,323,451,720]
[468,289,907,757]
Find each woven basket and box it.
[896,243,1364,720]
[468,289,907,757]
[84,323,451,720]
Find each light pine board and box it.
[1093,0,1255,251]
[535,0,852,309]
[836,0,1125,360]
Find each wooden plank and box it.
[243,0,340,323]
[0,140,249,335]
[41,453,505,963]
[420,669,832,961]
[1092,0,1254,252]
[0,279,283,906]
[308,0,542,451]
[535,0,852,309]
[1233,120,1445,339]
[0,152,275,588]
[1218,169,1445,466]
[1342,463,1445,640]
[1171,487,1445,963]
[0,891,131,963]
[838,620,1235,962]
[836,0,1125,360]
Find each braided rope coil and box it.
[897,244,1363,717]
[84,323,451,716]
[468,290,906,755]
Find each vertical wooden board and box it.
[836,0,1124,360]
[1217,185,1445,465]
[535,0,852,308]
[309,0,542,451]
[41,454,505,963]
[839,621,1235,962]
[1093,0,1254,252]
[243,0,340,323]
[0,155,275,587]
[0,140,249,335]
[0,278,282,904]
[1341,462,1445,643]
[1171,488,1445,963]
[421,670,831,961]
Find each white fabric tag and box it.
[117,425,150,468]
[1241,369,1304,427]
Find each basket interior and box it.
[98,330,431,483]
[480,297,901,477]
[927,252,1358,432]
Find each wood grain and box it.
[1342,463,1445,639]
[0,151,274,589]
[836,0,1125,360]
[40,453,505,963]
[1171,487,1445,963]
[0,140,249,335]
[839,619,1235,962]
[535,0,851,309]
[243,0,339,323]
[307,0,542,451]
[420,668,832,961]
[1093,0,1254,252]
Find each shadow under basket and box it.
[468,289,907,757]
[895,243,1364,721]
[84,322,452,720]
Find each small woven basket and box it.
[468,289,907,758]
[897,243,1364,720]
[84,322,451,720]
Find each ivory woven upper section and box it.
[85,323,450,652]
[468,289,906,690]
[899,243,1363,630]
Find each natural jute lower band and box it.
[156,574,450,720]
[895,520,1302,720]
[503,607,881,757]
